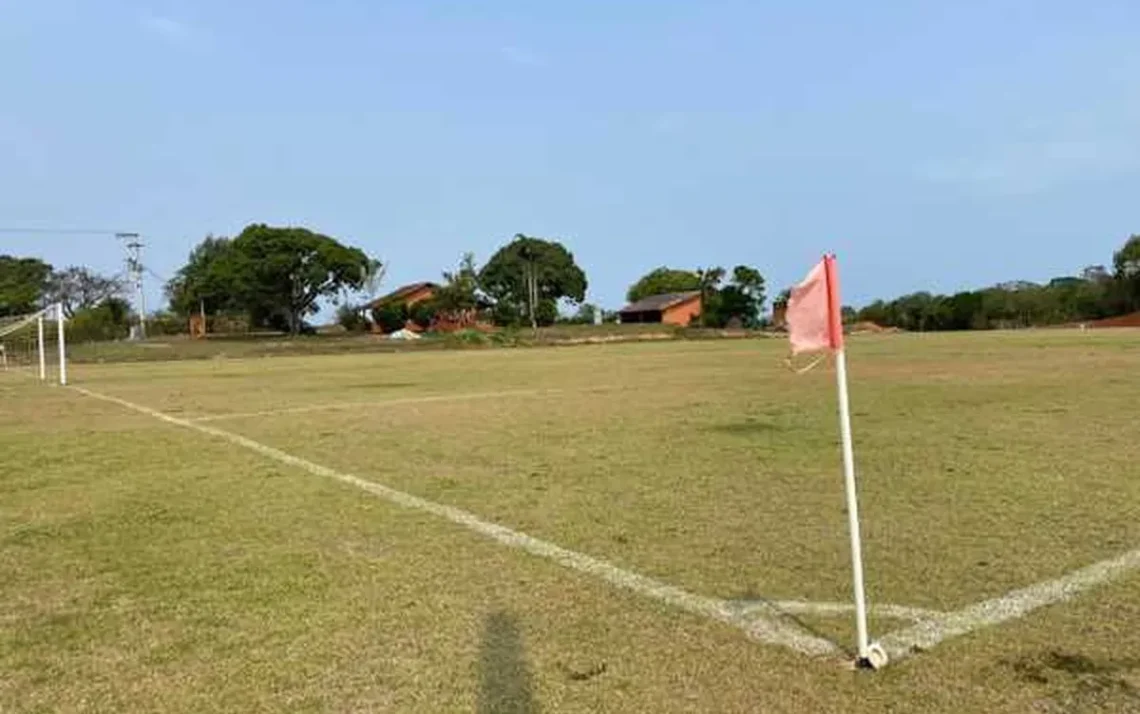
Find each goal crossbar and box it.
[0,309,51,340]
[0,303,68,385]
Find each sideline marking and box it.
[188,388,566,422]
[879,546,1140,661]
[74,386,838,659]
[187,384,635,423]
[732,600,944,624]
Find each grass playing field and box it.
[3,331,1140,712]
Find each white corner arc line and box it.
[879,547,1140,662]
[73,386,838,659]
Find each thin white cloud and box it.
[916,101,1140,195]
[500,45,544,67]
[139,12,200,48]
[651,112,689,135]
[141,13,186,37]
[917,136,1140,196]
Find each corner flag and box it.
[787,255,843,355]
[787,255,886,669]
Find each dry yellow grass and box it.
[2,331,1140,712]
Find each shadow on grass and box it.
[478,611,538,714]
[1005,651,1140,711]
[311,381,419,391]
[707,419,787,436]
[727,587,849,658]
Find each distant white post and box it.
[37,313,46,381]
[57,302,68,386]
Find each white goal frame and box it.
[0,303,67,385]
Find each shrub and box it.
[147,312,188,337]
[372,303,408,333]
[489,329,519,347]
[444,329,489,347]
[408,301,436,330]
[336,304,368,333]
[490,301,522,327]
[67,298,132,342]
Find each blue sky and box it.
[3,0,1140,315]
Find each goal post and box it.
[0,303,68,385]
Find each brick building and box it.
[618,291,702,326]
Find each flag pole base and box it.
[855,643,889,670]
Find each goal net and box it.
[0,304,68,385]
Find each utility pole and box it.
[117,233,146,340]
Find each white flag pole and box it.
[824,255,885,669]
[834,346,870,659]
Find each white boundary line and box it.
[63,385,1140,666]
[733,600,945,624]
[186,386,625,423]
[187,388,555,422]
[73,386,839,659]
[879,546,1140,662]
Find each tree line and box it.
[0,256,135,340]
[168,227,767,333]
[6,225,1139,338]
[854,235,1140,331]
[167,228,588,334]
[0,257,124,318]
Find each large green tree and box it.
[45,267,125,317]
[626,267,701,303]
[707,265,767,328]
[231,225,379,334]
[167,226,379,334]
[695,266,726,327]
[166,235,237,317]
[1113,234,1140,310]
[0,255,52,317]
[479,235,587,329]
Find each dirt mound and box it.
[1084,312,1140,328]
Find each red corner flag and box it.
[784,254,887,669]
[787,254,844,355]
